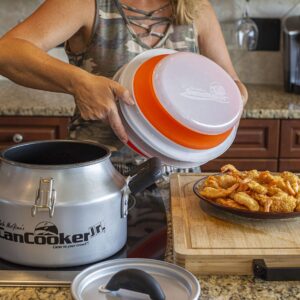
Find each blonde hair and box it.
[172,0,206,25]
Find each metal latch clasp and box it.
[121,177,131,219]
[32,178,56,218]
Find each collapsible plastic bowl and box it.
[114,49,243,168]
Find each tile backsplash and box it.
[1,0,300,85]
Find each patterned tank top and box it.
[66,0,199,155]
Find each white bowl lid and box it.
[153,52,243,135]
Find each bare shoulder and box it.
[193,1,219,33]
[2,0,95,50]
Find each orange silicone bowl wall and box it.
[133,55,232,150]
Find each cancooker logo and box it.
[181,82,229,104]
[0,221,105,246]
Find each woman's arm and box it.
[194,1,248,106]
[0,0,133,143]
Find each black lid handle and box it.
[104,268,166,300]
[253,259,300,281]
[128,158,162,195]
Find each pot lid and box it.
[132,54,232,150]
[152,52,243,135]
[71,258,200,300]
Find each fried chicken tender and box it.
[259,171,275,184]
[200,184,239,199]
[233,192,260,211]
[244,170,260,180]
[295,193,300,212]
[221,164,240,174]
[217,175,238,189]
[270,194,297,213]
[267,186,284,196]
[252,193,273,212]
[246,180,268,195]
[204,176,220,189]
[281,172,299,194]
[260,172,296,196]
[215,198,248,210]
[237,181,251,192]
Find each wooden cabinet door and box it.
[279,159,300,172]
[221,119,280,158]
[0,117,70,149]
[280,120,300,158]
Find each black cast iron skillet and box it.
[193,175,300,220]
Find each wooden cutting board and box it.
[170,173,300,275]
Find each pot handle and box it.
[128,157,162,195]
[100,268,166,300]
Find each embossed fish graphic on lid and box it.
[181,82,229,104]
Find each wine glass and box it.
[236,0,259,51]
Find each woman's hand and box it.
[74,73,135,144]
[235,80,248,107]
[194,2,248,107]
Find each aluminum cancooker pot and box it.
[0,140,162,267]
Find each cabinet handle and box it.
[12,133,24,144]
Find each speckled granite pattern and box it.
[243,84,300,119]
[0,80,75,117]
[1,80,300,119]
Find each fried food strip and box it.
[260,172,296,196]
[204,176,220,189]
[259,171,275,184]
[215,198,248,210]
[246,180,268,195]
[233,192,260,211]
[217,175,238,189]
[267,186,284,196]
[200,184,239,199]
[221,164,240,174]
[270,193,297,213]
[281,172,299,194]
[237,182,250,193]
[295,193,300,212]
[252,193,273,212]
[244,170,260,180]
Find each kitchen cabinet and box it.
[279,159,300,172]
[221,119,280,158]
[0,116,70,149]
[202,119,300,172]
[280,120,300,158]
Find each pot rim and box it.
[0,140,112,170]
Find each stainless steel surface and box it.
[0,271,77,287]
[71,258,201,300]
[32,178,56,218]
[121,183,130,219]
[283,15,300,94]
[284,16,300,35]
[0,186,167,288]
[12,133,23,144]
[0,141,128,267]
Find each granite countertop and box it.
[0,80,75,117]
[243,84,300,119]
[0,80,300,119]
